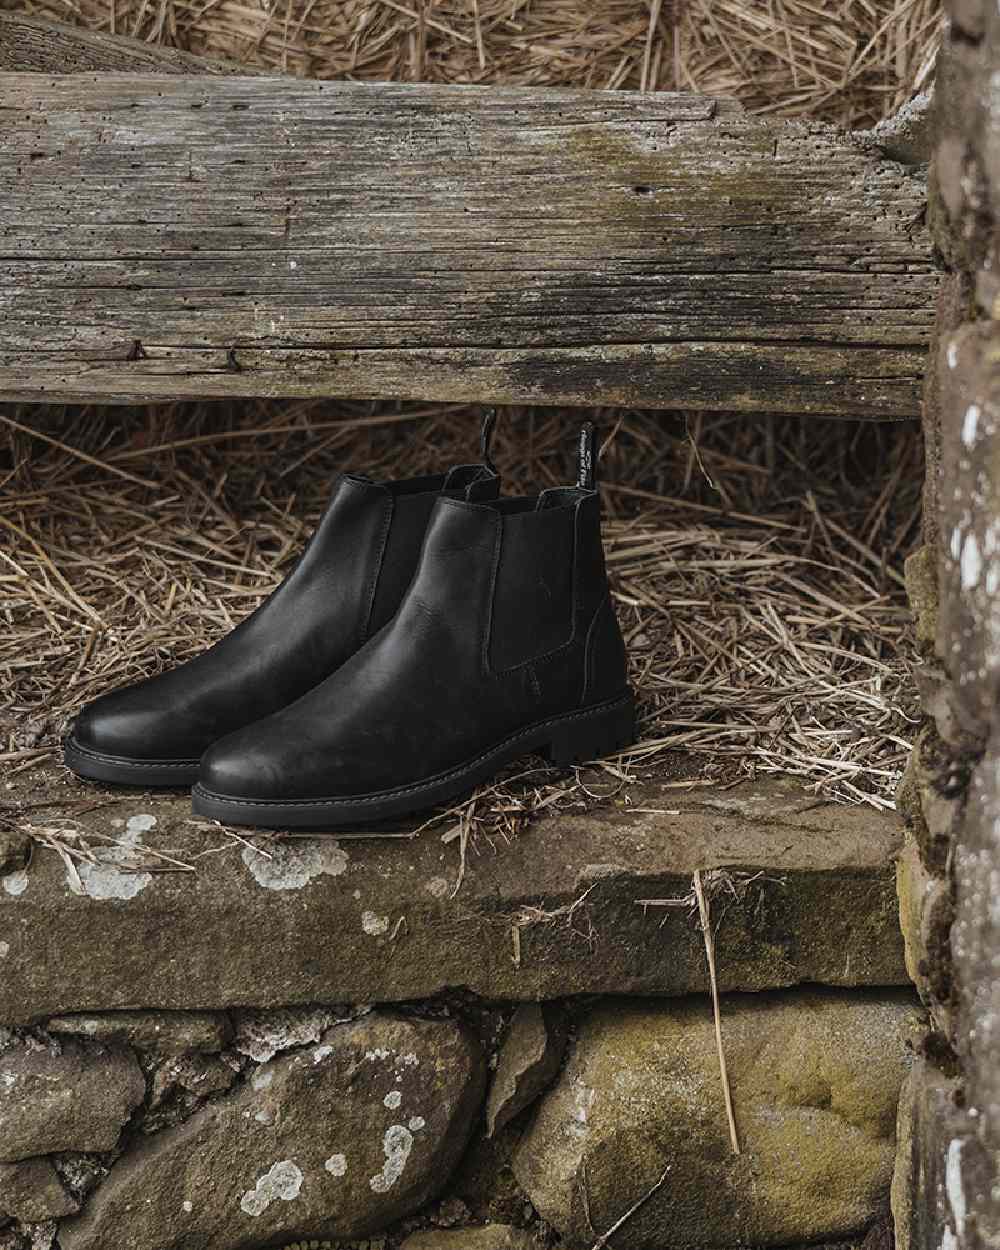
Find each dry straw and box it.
[5,0,940,128]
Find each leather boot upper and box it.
[199,480,629,803]
[70,463,499,764]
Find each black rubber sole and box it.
[62,735,201,788]
[191,691,636,830]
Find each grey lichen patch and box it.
[362,911,391,936]
[239,1159,303,1216]
[70,814,157,901]
[75,861,151,901]
[369,1123,421,1194]
[233,1008,341,1064]
[125,815,156,836]
[242,839,348,891]
[1,871,28,898]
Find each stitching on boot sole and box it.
[64,737,201,769]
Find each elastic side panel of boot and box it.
[572,492,612,618]
[366,491,441,638]
[488,505,576,672]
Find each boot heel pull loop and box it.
[480,409,499,476]
[577,422,598,491]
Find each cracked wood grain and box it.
[0,75,936,413]
[0,12,260,76]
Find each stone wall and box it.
[0,992,923,1250]
[892,3,1000,1248]
[0,770,922,1249]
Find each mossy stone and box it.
[513,990,923,1250]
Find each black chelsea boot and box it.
[192,424,635,828]
[63,430,501,787]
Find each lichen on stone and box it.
[239,1159,304,1216]
[241,839,348,891]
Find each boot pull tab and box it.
[480,408,499,476]
[577,422,598,491]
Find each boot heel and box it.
[546,694,636,766]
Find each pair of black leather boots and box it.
[63,418,635,829]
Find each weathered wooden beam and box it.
[0,76,936,414]
[0,12,258,76]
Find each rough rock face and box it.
[449,1123,530,1226]
[897,836,953,1014]
[0,1221,58,1250]
[891,1057,966,1250]
[46,1011,231,1054]
[0,1159,77,1222]
[863,91,933,167]
[486,1005,567,1137]
[232,1006,342,1062]
[0,1039,144,1161]
[903,546,939,651]
[141,1053,239,1133]
[513,991,922,1249]
[0,833,29,879]
[402,1227,537,1250]
[148,1053,237,1108]
[59,1012,486,1250]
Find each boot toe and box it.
[66,685,206,785]
[70,679,202,765]
[72,692,157,760]
[199,732,281,801]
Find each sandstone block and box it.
[486,1005,567,1138]
[513,990,922,1249]
[897,836,954,1035]
[46,1011,231,1054]
[59,1012,485,1250]
[0,1159,77,1222]
[0,1038,143,1162]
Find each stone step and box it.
[0,769,908,1021]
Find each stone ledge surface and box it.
[0,770,907,1021]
